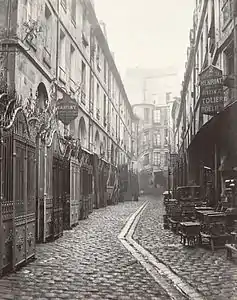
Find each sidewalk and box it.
[133,196,237,300]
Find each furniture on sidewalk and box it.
[177,186,202,222]
[199,213,231,251]
[226,220,237,259]
[179,221,201,246]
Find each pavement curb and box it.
[118,199,205,300]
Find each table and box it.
[179,221,201,246]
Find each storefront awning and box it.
[188,100,237,153]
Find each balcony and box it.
[96,108,100,120]
[59,66,66,84]
[43,47,51,68]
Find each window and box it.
[116,115,118,138]
[222,0,233,28]
[153,152,161,166]
[70,45,75,81]
[103,94,107,126]
[96,84,100,120]
[164,152,169,166]
[154,130,161,146]
[164,129,168,145]
[23,0,35,22]
[108,71,111,95]
[200,33,204,68]
[96,84,100,108]
[59,30,66,69]
[163,108,168,124]
[96,45,101,70]
[43,5,52,67]
[59,30,66,83]
[81,61,86,104]
[144,132,149,144]
[104,58,107,83]
[154,109,161,123]
[82,5,86,32]
[144,154,149,166]
[81,61,86,87]
[44,5,52,49]
[144,108,149,123]
[71,0,76,25]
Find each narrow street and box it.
[0,200,170,300]
[1,196,236,300]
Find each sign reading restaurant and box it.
[199,65,224,115]
[56,92,79,125]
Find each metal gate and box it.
[68,159,79,228]
[0,109,36,274]
[52,155,64,239]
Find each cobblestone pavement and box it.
[133,195,237,300]
[0,200,171,300]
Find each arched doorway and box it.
[78,117,87,148]
[36,82,49,112]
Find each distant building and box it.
[133,94,174,193]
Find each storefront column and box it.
[214,143,219,204]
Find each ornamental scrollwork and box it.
[27,232,34,247]
[16,235,24,251]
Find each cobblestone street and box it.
[134,196,237,300]
[0,200,170,300]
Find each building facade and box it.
[173,0,237,205]
[0,0,136,275]
[133,96,173,193]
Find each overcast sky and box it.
[95,0,195,79]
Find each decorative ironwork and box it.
[27,232,34,247]
[5,230,13,245]
[16,235,24,251]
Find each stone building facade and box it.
[173,0,237,203]
[0,0,136,275]
[133,99,173,193]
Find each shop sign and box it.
[56,93,79,125]
[199,65,224,115]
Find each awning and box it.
[188,100,237,152]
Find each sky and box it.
[95,0,196,80]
